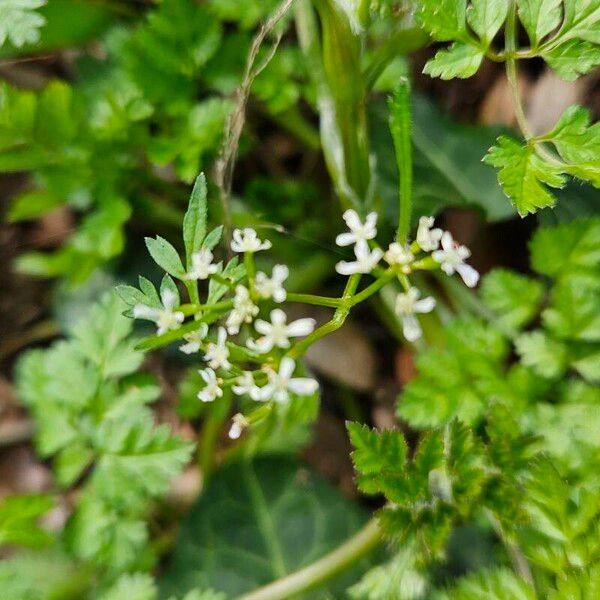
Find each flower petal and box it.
[288,377,319,396]
[456,263,480,288]
[286,318,316,337]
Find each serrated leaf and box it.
[98,573,157,600]
[446,567,536,599]
[560,0,600,45]
[542,105,600,186]
[515,331,568,378]
[544,39,600,80]
[530,218,600,277]
[417,0,467,41]
[145,236,185,279]
[484,135,567,215]
[94,411,193,503]
[517,0,562,48]
[183,173,208,268]
[467,0,508,46]
[159,458,373,598]
[481,269,544,330]
[424,43,484,80]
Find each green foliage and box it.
[0,0,46,48]
[159,457,373,598]
[484,106,600,215]
[15,292,193,574]
[415,0,600,216]
[0,495,53,548]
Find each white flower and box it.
[231,228,272,253]
[432,231,480,288]
[197,368,223,403]
[228,413,249,440]
[416,216,443,252]
[185,249,219,280]
[232,371,261,399]
[204,327,231,370]
[395,287,436,342]
[226,285,259,334]
[255,264,289,303]
[385,242,414,270]
[249,309,316,354]
[336,240,383,275]
[179,323,209,354]
[133,289,184,335]
[336,209,378,247]
[257,357,319,403]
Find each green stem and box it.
[287,274,360,358]
[504,1,562,167]
[199,391,232,481]
[389,79,413,244]
[286,292,343,307]
[349,270,396,306]
[505,1,533,141]
[237,518,380,600]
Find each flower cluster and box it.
[130,209,480,439]
[334,211,479,341]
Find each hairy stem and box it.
[237,517,380,600]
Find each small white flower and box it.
[228,413,249,440]
[336,209,378,247]
[249,309,316,354]
[432,231,480,288]
[255,264,289,303]
[197,368,223,403]
[385,242,414,271]
[204,327,231,370]
[257,357,319,403]
[231,228,272,253]
[416,216,443,252]
[133,288,184,335]
[336,240,383,275]
[185,249,219,280]
[395,287,436,342]
[179,323,209,354]
[226,285,259,334]
[232,371,261,399]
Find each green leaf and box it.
[481,269,544,330]
[517,0,562,48]
[0,0,46,48]
[98,573,157,600]
[467,0,509,46]
[0,494,53,548]
[93,411,193,504]
[446,567,536,599]
[542,105,600,186]
[530,218,600,278]
[544,39,600,80]
[515,331,569,378]
[183,173,208,268]
[560,0,600,44]
[7,189,62,222]
[72,292,144,378]
[484,135,567,215]
[347,422,407,495]
[159,458,373,598]
[542,277,600,341]
[417,0,467,41]
[202,225,223,250]
[423,43,485,80]
[0,550,78,600]
[145,236,186,279]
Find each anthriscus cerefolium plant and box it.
[2,1,600,599]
